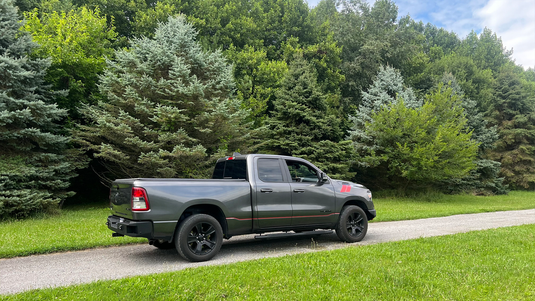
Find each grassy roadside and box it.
[5,224,535,300]
[373,190,535,222]
[0,205,145,258]
[1,191,534,259]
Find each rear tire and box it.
[336,205,368,243]
[175,214,223,262]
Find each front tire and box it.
[336,206,368,243]
[175,214,223,262]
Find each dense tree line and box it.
[2,0,535,217]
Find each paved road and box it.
[2,209,535,295]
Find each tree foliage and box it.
[74,16,248,180]
[0,0,79,217]
[227,45,288,126]
[71,0,144,45]
[349,67,478,190]
[22,1,117,121]
[458,28,513,74]
[331,0,422,107]
[422,53,495,110]
[357,88,478,190]
[414,22,460,56]
[260,57,353,179]
[8,0,535,208]
[348,65,420,156]
[487,69,535,189]
[439,74,497,150]
[435,74,506,194]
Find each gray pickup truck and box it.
[107,154,376,261]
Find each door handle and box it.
[260,188,273,193]
[293,189,305,193]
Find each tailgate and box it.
[109,181,135,219]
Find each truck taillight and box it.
[131,187,150,211]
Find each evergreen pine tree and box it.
[0,0,77,217]
[261,57,353,179]
[487,70,535,189]
[74,16,248,180]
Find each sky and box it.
[307,0,535,69]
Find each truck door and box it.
[283,159,336,227]
[254,158,293,228]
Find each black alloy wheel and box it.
[187,222,217,255]
[176,214,223,262]
[335,205,368,243]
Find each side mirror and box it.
[318,172,328,183]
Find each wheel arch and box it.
[172,204,229,240]
[341,198,374,221]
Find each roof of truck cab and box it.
[216,154,299,161]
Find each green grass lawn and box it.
[0,205,145,258]
[374,190,535,222]
[1,191,534,259]
[4,224,535,300]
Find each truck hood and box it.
[332,179,368,190]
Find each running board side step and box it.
[254,230,333,240]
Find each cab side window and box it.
[285,160,318,182]
[257,158,284,182]
[212,160,247,179]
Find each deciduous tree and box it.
[357,88,478,190]
[22,2,117,122]
[422,53,495,111]
[349,67,477,190]
[458,28,512,74]
[333,0,422,107]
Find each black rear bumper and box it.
[107,215,152,239]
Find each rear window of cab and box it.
[212,160,247,179]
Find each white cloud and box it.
[476,0,535,69]
[428,0,486,36]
